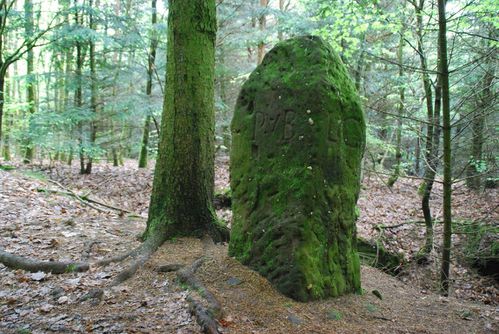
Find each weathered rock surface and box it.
[229,36,366,301]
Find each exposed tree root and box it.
[0,245,137,274]
[186,295,221,334]
[93,249,136,267]
[0,248,89,274]
[176,258,222,333]
[156,263,185,272]
[172,236,223,333]
[213,192,231,210]
[1,219,225,332]
[109,233,165,286]
[177,258,222,317]
[71,236,166,303]
[207,222,230,244]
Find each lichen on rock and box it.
[229,35,366,301]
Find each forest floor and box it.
[0,156,497,334]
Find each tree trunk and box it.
[62,0,72,110]
[257,0,268,65]
[112,147,119,166]
[0,73,5,155]
[413,0,438,255]
[23,0,36,164]
[144,0,225,242]
[218,44,230,150]
[84,0,98,174]
[0,3,4,144]
[277,0,285,41]
[421,66,442,257]
[139,0,158,169]
[138,116,151,168]
[414,125,422,175]
[438,0,452,296]
[388,20,406,187]
[74,0,85,174]
[1,68,9,160]
[466,42,493,190]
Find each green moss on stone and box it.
[230,36,365,301]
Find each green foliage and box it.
[65,263,78,273]
[456,221,498,273]
[365,303,377,313]
[326,308,343,320]
[22,170,47,181]
[357,237,403,275]
[0,164,16,171]
[16,328,32,334]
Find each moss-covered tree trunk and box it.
[138,0,158,169]
[144,0,225,241]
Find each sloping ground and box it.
[0,158,498,333]
[357,175,498,304]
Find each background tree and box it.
[22,0,36,163]
[138,0,158,168]
[437,0,452,296]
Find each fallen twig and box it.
[374,221,427,230]
[38,179,133,214]
[42,180,109,213]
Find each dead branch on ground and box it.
[35,178,134,214]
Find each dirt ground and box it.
[0,158,497,333]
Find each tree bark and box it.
[1,66,9,160]
[437,0,452,296]
[277,0,285,41]
[412,0,439,255]
[414,125,422,175]
[74,0,86,174]
[84,0,98,174]
[23,0,36,164]
[144,0,227,242]
[388,19,406,187]
[138,0,158,168]
[0,74,4,153]
[257,0,268,65]
[466,36,494,190]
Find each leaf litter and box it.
[0,156,497,333]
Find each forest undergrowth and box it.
[0,157,497,333]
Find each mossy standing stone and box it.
[229,36,366,301]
